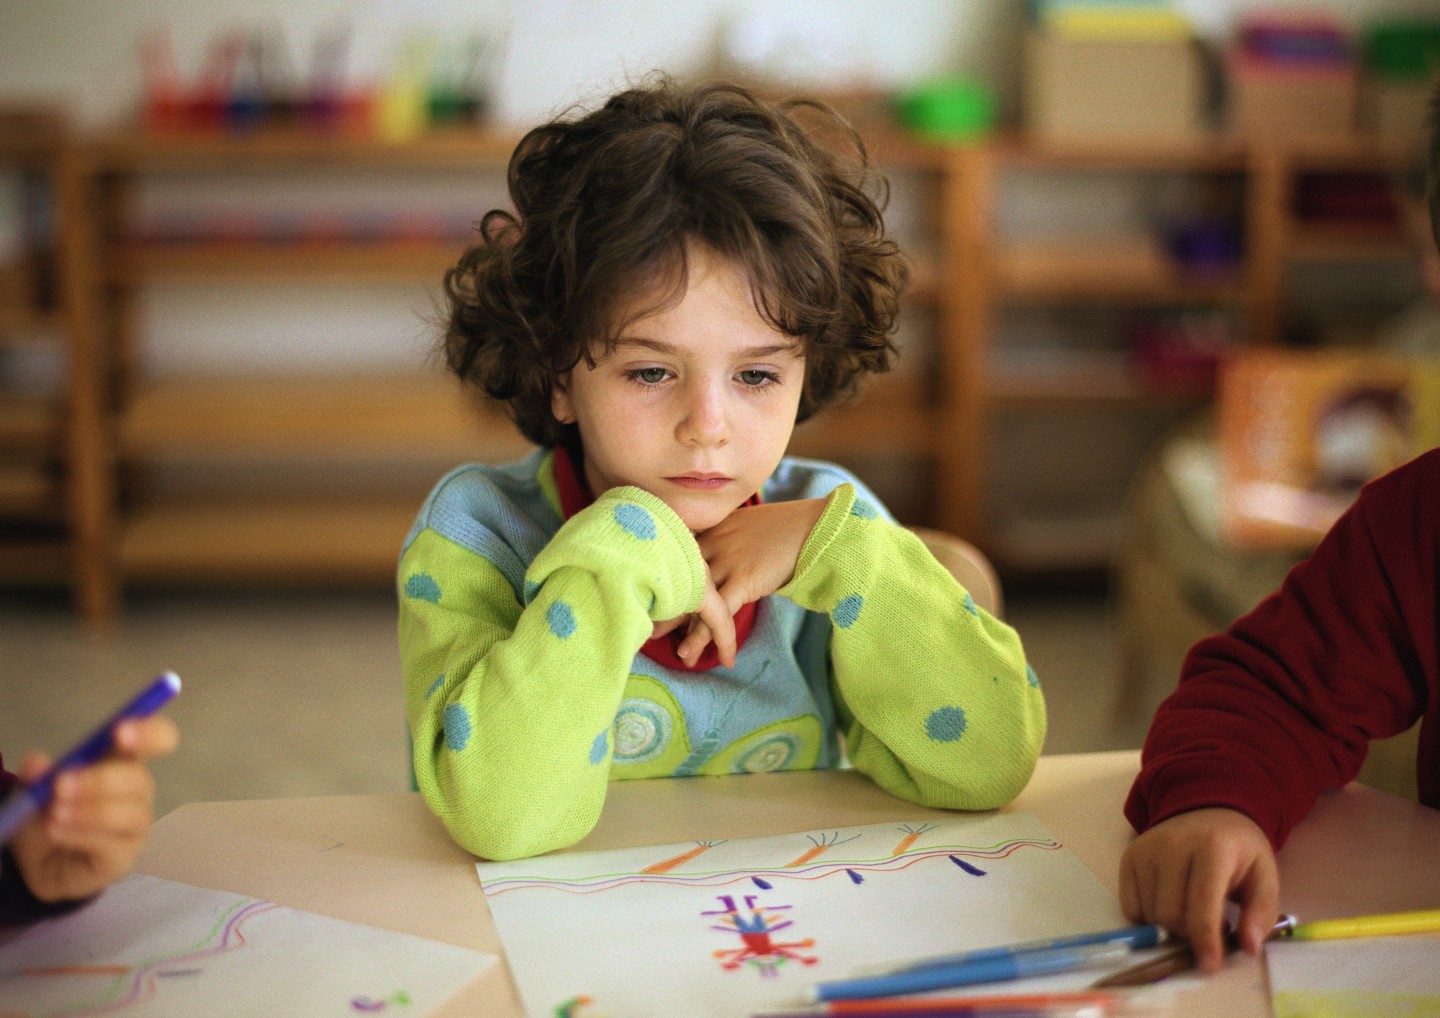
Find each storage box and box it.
[1023,30,1207,140]
[1218,349,1440,550]
[1227,53,1358,137]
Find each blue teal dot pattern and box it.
[613,503,656,541]
[523,579,540,605]
[589,729,610,765]
[404,573,442,603]
[926,706,968,742]
[424,674,445,700]
[850,499,878,520]
[547,600,577,639]
[442,703,472,751]
[1026,664,1040,688]
[832,594,863,629]
[962,592,978,617]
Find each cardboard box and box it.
[1218,349,1440,550]
[1227,53,1358,137]
[1024,30,1207,140]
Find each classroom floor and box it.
[0,586,1154,819]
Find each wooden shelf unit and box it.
[0,109,105,601]
[78,126,951,620]
[68,124,1425,615]
[945,131,1423,574]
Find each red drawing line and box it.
[482,839,1059,896]
[18,965,132,977]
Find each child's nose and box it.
[677,381,729,446]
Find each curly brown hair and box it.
[442,74,909,448]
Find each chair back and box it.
[909,526,1003,618]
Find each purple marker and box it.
[0,671,181,844]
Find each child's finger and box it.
[51,760,156,829]
[17,751,53,784]
[111,715,180,761]
[677,618,714,666]
[1185,853,1234,972]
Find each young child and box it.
[1120,86,1440,973]
[398,77,1046,861]
[0,715,179,925]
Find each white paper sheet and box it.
[1268,936,1440,1018]
[0,873,494,1017]
[477,811,1128,1018]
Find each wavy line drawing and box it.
[14,897,277,1015]
[480,837,1059,897]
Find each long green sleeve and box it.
[399,485,705,860]
[779,484,1046,809]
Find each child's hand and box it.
[1118,807,1279,973]
[672,499,826,667]
[9,714,179,903]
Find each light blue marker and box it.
[811,942,1132,1002]
[0,672,181,844]
[872,921,1168,975]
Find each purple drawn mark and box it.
[950,855,986,876]
[752,876,772,889]
[351,991,412,1011]
[845,869,864,884]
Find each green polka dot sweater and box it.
[398,451,1046,860]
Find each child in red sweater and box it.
[0,715,178,925]
[1121,86,1440,973]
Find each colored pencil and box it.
[854,923,1167,977]
[812,943,1130,1002]
[752,991,1118,1018]
[1284,908,1440,941]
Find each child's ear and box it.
[551,375,575,425]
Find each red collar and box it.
[552,443,758,672]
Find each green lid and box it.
[1364,20,1440,80]
[896,79,995,140]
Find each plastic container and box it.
[895,80,995,141]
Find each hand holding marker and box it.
[0,672,182,844]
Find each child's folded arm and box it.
[399,487,705,861]
[779,484,1047,811]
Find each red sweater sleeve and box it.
[1124,450,1440,850]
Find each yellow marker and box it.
[1286,909,1440,941]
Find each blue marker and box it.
[0,672,181,844]
[866,922,1168,976]
[811,942,1132,1002]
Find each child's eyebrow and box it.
[613,337,801,359]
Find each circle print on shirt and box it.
[702,714,823,776]
[614,697,672,763]
[608,674,691,778]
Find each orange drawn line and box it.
[893,833,922,855]
[785,845,828,868]
[21,965,131,977]
[642,843,712,874]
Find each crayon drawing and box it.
[476,811,1128,1018]
[1268,936,1440,1018]
[0,873,493,1018]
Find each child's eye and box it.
[628,367,671,385]
[737,369,780,388]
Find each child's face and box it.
[551,243,805,532]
